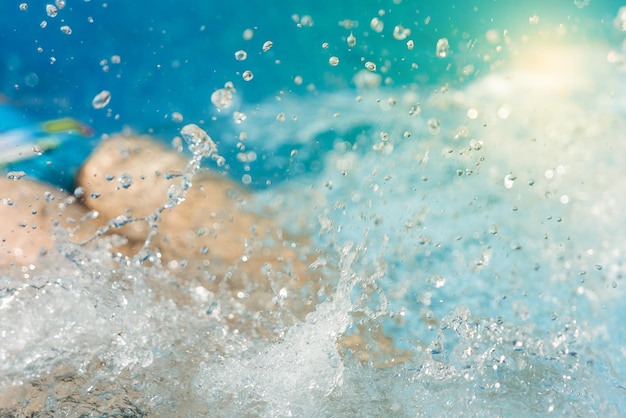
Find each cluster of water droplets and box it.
[81,124,223,265]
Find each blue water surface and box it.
[0,0,619,188]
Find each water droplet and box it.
[60,25,72,35]
[234,50,247,61]
[262,41,273,52]
[436,38,450,58]
[210,86,234,110]
[46,4,58,17]
[233,111,247,124]
[44,191,54,203]
[329,56,339,66]
[321,42,329,49]
[32,145,43,155]
[409,104,421,116]
[469,139,483,150]
[293,75,303,85]
[242,70,254,81]
[347,33,356,47]
[276,112,286,122]
[612,281,618,288]
[574,0,590,8]
[118,173,133,189]
[171,112,183,123]
[529,14,539,25]
[407,40,414,50]
[180,124,218,158]
[497,106,510,119]
[504,174,515,189]
[6,171,26,181]
[364,61,376,71]
[299,15,314,27]
[434,275,446,288]
[19,3,28,11]
[73,186,84,198]
[242,28,254,40]
[90,192,100,199]
[167,184,184,202]
[110,55,121,64]
[55,0,65,9]
[427,118,440,135]
[91,90,111,109]
[242,174,252,185]
[370,17,384,33]
[393,25,410,40]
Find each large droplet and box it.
[393,25,410,40]
[210,85,234,110]
[46,4,57,17]
[118,173,133,189]
[180,124,218,158]
[436,38,450,58]
[91,90,111,109]
[370,17,384,33]
[234,50,247,61]
[347,33,356,47]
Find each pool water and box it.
[1,0,625,416]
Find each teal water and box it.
[1,1,625,416]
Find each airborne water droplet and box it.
[233,111,247,124]
[6,171,26,181]
[262,41,273,52]
[436,38,450,58]
[242,70,254,81]
[347,33,356,47]
[234,50,247,61]
[365,61,376,71]
[46,4,58,17]
[427,118,440,134]
[370,17,384,33]
[393,25,410,40]
[118,173,133,189]
[180,123,218,158]
[329,56,339,66]
[210,85,234,110]
[171,112,183,123]
[60,25,72,35]
[91,90,111,109]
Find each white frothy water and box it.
[1,42,626,416]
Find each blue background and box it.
[0,0,621,189]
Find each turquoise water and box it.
[1,0,626,416]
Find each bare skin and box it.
[75,135,319,318]
[0,135,408,411]
[1,135,320,317]
[0,176,100,272]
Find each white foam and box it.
[1,41,625,415]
